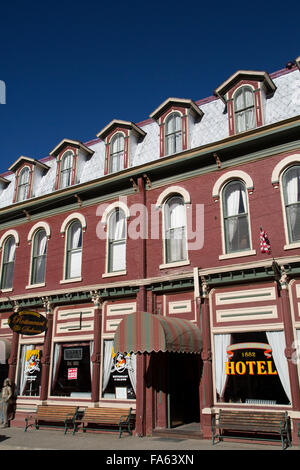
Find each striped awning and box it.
[113,311,202,354]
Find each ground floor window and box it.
[51,342,92,397]
[17,344,43,396]
[102,340,136,400]
[214,330,291,405]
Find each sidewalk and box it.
[0,426,297,452]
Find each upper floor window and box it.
[234,86,256,133]
[164,195,187,263]
[60,150,74,189]
[107,209,126,272]
[165,112,182,156]
[282,165,300,243]
[1,236,16,290]
[109,134,124,173]
[17,167,30,202]
[222,180,250,253]
[66,220,82,279]
[31,229,47,285]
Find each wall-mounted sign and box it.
[225,342,278,376]
[8,310,48,336]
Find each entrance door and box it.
[167,353,201,428]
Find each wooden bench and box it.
[24,405,79,434]
[73,407,135,438]
[212,410,291,449]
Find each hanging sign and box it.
[8,310,48,336]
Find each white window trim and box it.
[27,221,51,242]
[60,212,87,235]
[0,231,19,292]
[101,201,129,276]
[164,110,183,156]
[274,157,300,249]
[60,218,84,282]
[109,132,126,173]
[27,226,49,288]
[217,177,255,259]
[232,84,257,133]
[160,193,189,266]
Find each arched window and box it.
[164,195,187,263]
[66,220,82,279]
[17,167,30,201]
[165,112,182,155]
[222,180,250,253]
[108,209,126,272]
[1,236,16,289]
[234,86,256,133]
[282,165,300,243]
[60,150,74,188]
[109,134,124,173]
[31,229,47,285]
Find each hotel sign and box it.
[225,342,277,376]
[8,310,48,336]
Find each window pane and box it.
[60,151,73,188]
[51,343,91,397]
[32,230,47,284]
[108,210,126,272]
[164,196,187,263]
[283,166,300,242]
[223,181,250,253]
[66,221,82,278]
[102,340,136,400]
[1,237,16,289]
[234,87,256,132]
[17,345,43,396]
[110,134,124,173]
[165,113,182,155]
[17,168,30,201]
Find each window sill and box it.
[219,249,256,260]
[1,288,13,293]
[26,282,46,289]
[60,277,82,284]
[284,242,300,250]
[159,260,190,269]
[102,270,127,278]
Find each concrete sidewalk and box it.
[0,426,297,451]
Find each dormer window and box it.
[109,133,125,173]
[49,139,94,191]
[234,86,256,133]
[165,112,182,155]
[17,167,30,201]
[215,71,276,137]
[97,120,146,175]
[149,98,203,158]
[9,156,49,204]
[60,150,74,189]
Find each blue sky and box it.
[0,0,299,174]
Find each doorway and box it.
[166,352,201,428]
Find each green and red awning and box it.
[113,311,202,354]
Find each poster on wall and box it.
[102,342,136,400]
[23,349,41,395]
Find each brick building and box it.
[1,55,300,443]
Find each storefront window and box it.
[51,342,92,397]
[214,331,290,405]
[17,344,43,396]
[102,340,136,400]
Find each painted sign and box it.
[8,310,48,335]
[225,342,278,376]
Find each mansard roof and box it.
[214,70,277,103]
[149,97,203,121]
[96,119,146,140]
[8,155,50,172]
[49,138,94,157]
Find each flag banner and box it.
[260,228,271,254]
